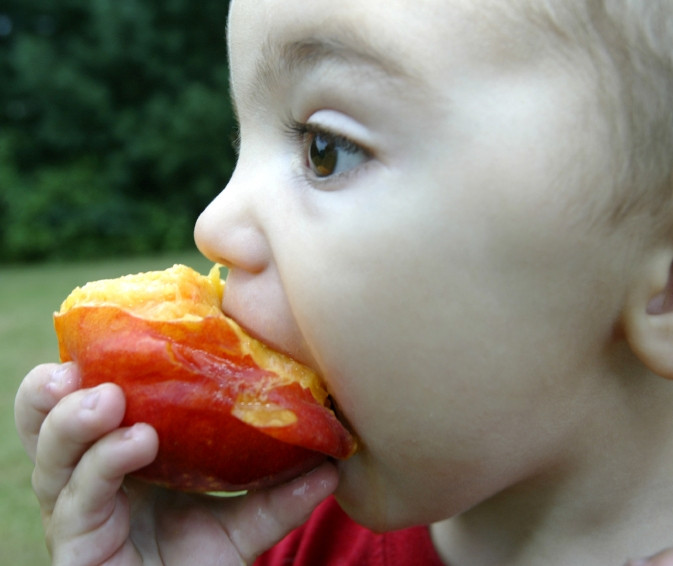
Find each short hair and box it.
[524,1,673,235]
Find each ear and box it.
[622,249,673,379]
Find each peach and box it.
[54,264,355,492]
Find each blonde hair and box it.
[525,1,673,232]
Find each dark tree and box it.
[0,0,236,262]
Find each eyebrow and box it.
[265,33,412,83]
[232,29,421,118]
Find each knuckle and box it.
[31,464,55,513]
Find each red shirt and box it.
[254,496,446,566]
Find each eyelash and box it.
[283,118,371,181]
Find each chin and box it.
[333,453,400,533]
[334,454,471,532]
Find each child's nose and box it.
[194,170,270,274]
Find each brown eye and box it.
[306,131,368,178]
[308,133,337,177]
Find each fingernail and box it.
[292,481,309,497]
[48,365,69,391]
[123,423,142,440]
[81,388,100,410]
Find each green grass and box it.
[1,251,214,565]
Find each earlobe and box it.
[622,250,673,379]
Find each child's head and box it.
[195,0,673,532]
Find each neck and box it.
[431,362,673,566]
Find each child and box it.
[14,0,673,564]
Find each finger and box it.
[66,423,158,519]
[15,363,81,461]
[33,383,127,515]
[151,462,338,566]
[50,488,134,566]
[48,424,158,566]
[218,461,339,563]
[154,491,250,566]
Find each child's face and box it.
[196,0,637,530]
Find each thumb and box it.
[216,461,339,562]
[627,549,673,566]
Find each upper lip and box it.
[220,274,319,370]
[223,305,309,366]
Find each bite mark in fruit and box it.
[54,264,356,492]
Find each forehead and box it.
[227,0,561,87]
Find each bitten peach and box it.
[54,264,356,492]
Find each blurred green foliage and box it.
[0,0,236,262]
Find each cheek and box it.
[278,168,627,528]
[268,66,626,524]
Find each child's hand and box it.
[15,363,338,566]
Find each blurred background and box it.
[1,1,235,562]
[1,0,236,263]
